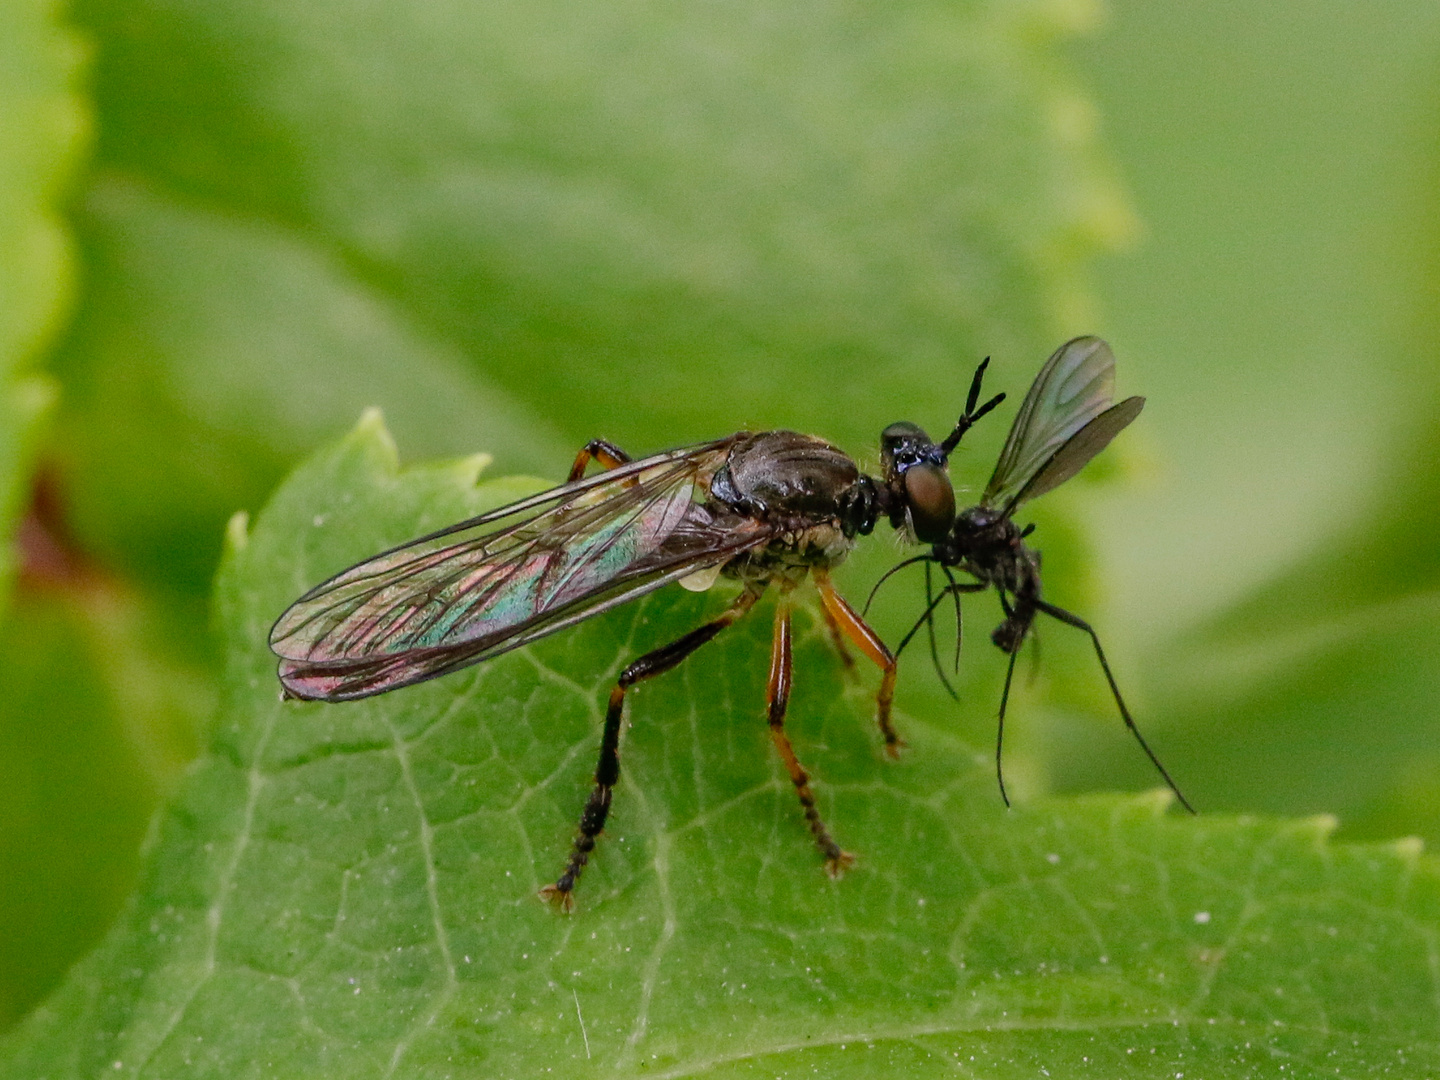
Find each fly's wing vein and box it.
[1002,396,1144,512]
[269,438,773,700]
[983,337,1120,510]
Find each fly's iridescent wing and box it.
[982,336,1144,513]
[270,436,772,701]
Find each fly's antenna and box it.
[940,357,1006,458]
[862,554,934,616]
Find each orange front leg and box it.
[818,600,857,670]
[767,596,853,876]
[567,438,633,482]
[540,587,761,911]
[813,568,902,756]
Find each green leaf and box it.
[54,177,568,598]
[6,415,1439,1076]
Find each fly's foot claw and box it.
[824,849,857,879]
[538,882,577,913]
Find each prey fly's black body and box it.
[878,336,1193,812]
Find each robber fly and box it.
[270,382,1003,910]
[876,336,1194,812]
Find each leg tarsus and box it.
[1032,598,1195,815]
[767,598,854,875]
[825,849,858,878]
[540,588,760,910]
[541,684,624,911]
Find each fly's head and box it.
[879,421,956,544]
[877,357,1006,547]
[837,474,882,538]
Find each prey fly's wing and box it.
[270,436,770,701]
[982,336,1143,512]
[1008,396,1144,510]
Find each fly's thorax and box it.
[710,430,879,538]
[714,430,858,512]
[956,504,1006,531]
[939,504,1013,553]
[934,504,1031,584]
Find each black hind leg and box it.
[1032,598,1194,814]
[540,587,761,911]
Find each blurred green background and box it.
[4,0,1440,1031]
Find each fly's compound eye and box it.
[902,462,956,543]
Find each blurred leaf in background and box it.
[0,0,77,604]
[1045,0,1440,846]
[0,0,97,1029]
[0,0,75,584]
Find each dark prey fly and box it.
[876,336,1193,812]
[269,382,1004,910]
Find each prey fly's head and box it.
[878,357,1005,544]
[879,421,954,543]
[878,336,1194,815]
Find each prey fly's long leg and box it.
[939,565,968,674]
[814,568,902,756]
[541,587,762,910]
[862,554,933,615]
[1032,599,1195,814]
[991,585,1026,808]
[894,576,987,701]
[996,648,1021,808]
[768,597,854,876]
[567,438,633,482]
[922,563,955,700]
